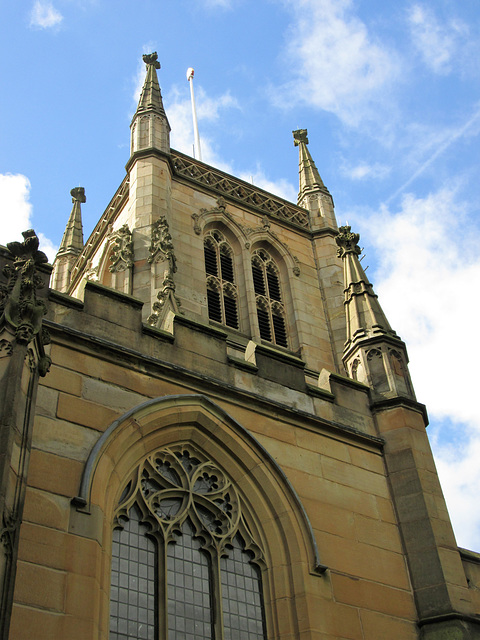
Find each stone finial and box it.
[70,187,86,204]
[143,52,160,69]
[293,129,309,146]
[336,226,361,258]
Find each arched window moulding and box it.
[193,201,301,279]
[72,394,326,579]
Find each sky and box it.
[1,0,480,551]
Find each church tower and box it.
[1,54,479,640]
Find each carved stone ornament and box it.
[148,217,177,273]
[147,271,183,327]
[109,224,134,273]
[70,186,86,204]
[0,339,13,357]
[336,225,361,258]
[194,197,231,236]
[143,52,160,69]
[192,213,202,235]
[0,509,16,558]
[0,230,49,358]
[293,128,309,146]
[84,261,99,282]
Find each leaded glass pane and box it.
[221,534,266,640]
[167,519,213,640]
[110,504,157,640]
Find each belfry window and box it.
[251,249,287,348]
[109,445,266,640]
[204,231,239,329]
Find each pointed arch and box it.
[201,217,251,334]
[248,238,298,350]
[192,204,250,247]
[246,228,300,278]
[75,394,326,638]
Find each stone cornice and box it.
[371,395,429,426]
[170,150,311,232]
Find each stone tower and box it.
[0,54,479,640]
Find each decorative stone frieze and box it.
[173,151,309,229]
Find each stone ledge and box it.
[174,313,228,340]
[48,289,84,310]
[142,323,175,343]
[254,341,306,369]
[84,281,144,309]
[227,355,258,372]
[371,396,429,427]
[306,384,335,402]
[459,547,480,564]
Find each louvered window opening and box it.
[252,250,288,348]
[204,232,238,329]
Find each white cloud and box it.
[349,187,480,549]
[167,86,237,169]
[238,168,297,203]
[0,174,33,244]
[29,1,63,29]
[0,173,57,262]
[407,4,468,75]
[341,162,390,181]
[433,428,480,550]
[277,0,400,125]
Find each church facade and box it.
[0,53,479,639]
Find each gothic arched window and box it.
[251,249,288,348]
[204,231,239,329]
[109,445,266,640]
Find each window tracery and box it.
[251,249,287,347]
[110,444,266,640]
[204,231,239,329]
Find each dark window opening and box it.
[204,231,239,330]
[252,250,287,348]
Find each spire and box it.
[130,52,170,155]
[135,53,167,119]
[294,128,326,193]
[293,129,336,229]
[336,226,394,344]
[336,226,415,399]
[57,187,85,256]
[51,188,85,293]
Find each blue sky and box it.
[1,0,480,551]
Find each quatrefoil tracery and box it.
[115,445,242,550]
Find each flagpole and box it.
[187,67,202,162]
